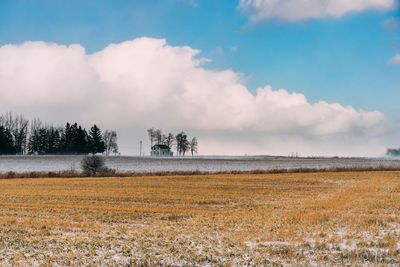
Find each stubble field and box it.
[0,171,399,265]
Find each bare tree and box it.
[29,118,43,135]
[12,114,29,154]
[161,134,167,145]
[175,131,189,156]
[189,137,198,156]
[0,113,30,154]
[103,130,119,156]
[154,129,162,145]
[0,112,16,131]
[112,142,119,155]
[147,128,155,148]
[182,138,189,156]
[164,133,175,148]
[175,132,182,156]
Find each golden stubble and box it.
[0,171,399,265]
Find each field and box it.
[1,155,400,173]
[0,171,399,265]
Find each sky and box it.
[0,0,399,156]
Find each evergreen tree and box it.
[38,128,49,154]
[61,123,72,154]
[59,123,89,154]
[27,125,40,155]
[69,123,79,153]
[1,114,116,156]
[46,127,62,154]
[0,113,29,155]
[88,125,105,154]
[27,126,48,155]
[74,125,89,154]
[0,126,16,155]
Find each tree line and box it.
[386,148,400,157]
[147,128,198,156]
[0,112,118,155]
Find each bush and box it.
[81,155,106,176]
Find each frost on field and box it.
[1,155,399,173]
[0,172,399,265]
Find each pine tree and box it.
[0,126,16,155]
[74,126,89,154]
[60,123,72,154]
[88,125,105,154]
[47,127,62,154]
[27,127,40,155]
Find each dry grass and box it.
[0,171,399,265]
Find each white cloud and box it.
[239,0,397,22]
[0,42,96,106]
[388,53,400,64]
[0,38,385,155]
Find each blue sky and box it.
[0,0,399,155]
[1,0,399,112]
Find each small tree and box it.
[0,126,16,155]
[88,125,105,154]
[13,114,29,155]
[164,133,175,148]
[175,131,189,156]
[189,137,198,156]
[27,118,43,155]
[103,130,119,156]
[154,129,162,145]
[147,128,155,148]
[0,113,29,155]
[81,155,105,176]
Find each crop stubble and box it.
[0,171,399,265]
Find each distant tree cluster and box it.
[27,121,106,155]
[0,113,29,155]
[147,128,198,156]
[387,148,400,157]
[0,112,118,155]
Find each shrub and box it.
[81,155,106,176]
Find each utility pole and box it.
[139,140,142,157]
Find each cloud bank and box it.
[239,0,397,22]
[0,38,385,155]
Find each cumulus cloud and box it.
[0,38,385,155]
[388,53,400,64]
[239,0,397,22]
